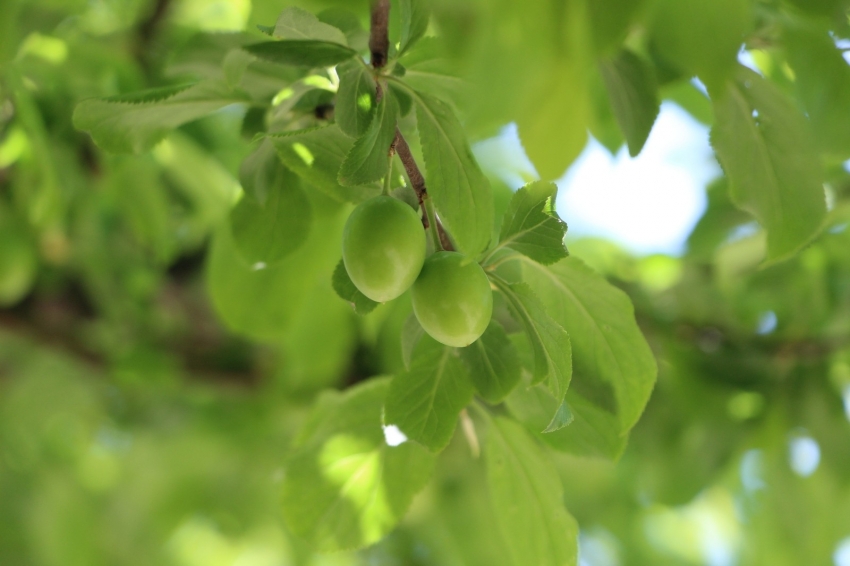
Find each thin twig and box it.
[369,0,391,69]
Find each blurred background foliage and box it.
[2,0,850,565]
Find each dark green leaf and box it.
[599,49,660,157]
[412,89,493,255]
[495,181,568,265]
[711,66,827,264]
[385,335,474,452]
[399,0,430,55]
[272,7,348,44]
[270,125,381,203]
[335,60,377,138]
[281,379,436,551]
[517,256,657,434]
[244,41,356,68]
[332,259,379,315]
[73,81,246,154]
[485,416,579,566]
[339,89,399,187]
[459,320,521,403]
[490,278,572,409]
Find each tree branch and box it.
[369,0,391,69]
[394,129,453,250]
[371,0,452,250]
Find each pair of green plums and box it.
[342,196,492,348]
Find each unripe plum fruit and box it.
[412,251,493,347]
[342,196,426,302]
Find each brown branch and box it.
[394,128,426,204]
[393,128,454,250]
[370,0,391,69]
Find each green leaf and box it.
[399,39,464,104]
[784,23,850,158]
[412,89,493,255]
[317,8,369,52]
[73,81,246,154]
[291,88,336,114]
[650,0,750,91]
[517,256,657,434]
[399,0,430,55]
[338,89,399,187]
[239,140,279,204]
[516,2,591,180]
[207,206,344,342]
[281,379,436,551]
[270,125,381,203]
[385,335,474,452]
[599,49,660,157]
[336,60,377,138]
[332,259,379,315]
[459,320,521,404]
[229,166,311,267]
[484,416,579,566]
[541,390,627,460]
[506,383,575,434]
[490,278,572,409]
[401,313,425,369]
[710,66,827,264]
[272,6,348,45]
[495,181,568,265]
[244,41,356,68]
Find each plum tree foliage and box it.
[2,0,850,564]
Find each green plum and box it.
[342,195,426,302]
[412,251,493,347]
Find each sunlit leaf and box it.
[281,379,435,551]
[495,181,568,265]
